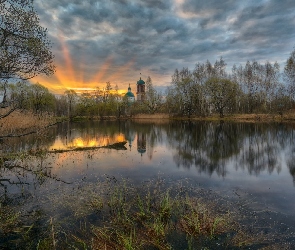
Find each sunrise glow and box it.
[49,133,127,151]
[33,35,136,95]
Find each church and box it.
[124,77,145,103]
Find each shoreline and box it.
[131,113,295,123]
[2,111,295,137]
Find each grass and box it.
[1,177,292,249]
[0,206,21,234]
[0,110,56,136]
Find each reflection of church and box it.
[124,124,135,151]
[124,130,146,156]
[123,121,146,155]
[137,131,146,155]
[124,77,145,103]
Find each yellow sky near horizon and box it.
[31,35,136,95]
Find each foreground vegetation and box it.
[1,175,291,249]
[0,110,57,138]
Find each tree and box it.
[232,64,247,113]
[0,0,55,82]
[260,61,280,111]
[171,68,196,117]
[64,89,77,120]
[96,82,117,118]
[232,60,281,113]
[284,47,295,101]
[143,76,162,114]
[103,81,112,102]
[0,81,29,118]
[168,59,227,118]
[192,62,210,116]
[0,0,55,120]
[243,61,260,113]
[55,95,68,117]
[29,83,55,115]
[205,78,239,118]
[76,92,97,117]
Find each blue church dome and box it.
[125,84,135,98]
[137,77,145,85]
[125,91,135,97]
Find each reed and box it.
[0,110,55,136]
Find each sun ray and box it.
[58,34,78,88]
[33,72,68,93]
[30,32,139,94]
[78,54,85,88]
[89,55,114,86]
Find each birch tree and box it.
[205,78,239,118]
[284,47,295,101]
[144,76,162,114]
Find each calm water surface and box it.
[1,120,295,245]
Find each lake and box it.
[1,120,295,249]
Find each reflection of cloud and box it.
[49,136,64,150]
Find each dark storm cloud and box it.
[34,0,295,86]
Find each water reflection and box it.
[1,120,295,180]
[0,154,69,203]
[165,121,295,178]
[50,121,126,150]
[2,120,295,249]
[167,122,241,176]
[0,128,56,153]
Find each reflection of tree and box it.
[0,153,69,249]
[167,122,243,177]
[285,129,295,184]
[238,124,282,175]
[137,132,146,155]
[205,122,242,164]
[0,154,69,202]
[3,120,294,186]
[287,154,295,184]
[0,127,56,153]
[167,121,287,177]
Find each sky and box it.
[32,0,295,94]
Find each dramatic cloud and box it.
[33,0,295,94]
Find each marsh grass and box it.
[38,178,264,249]
[0,110,55,136]
[1,177,292,249]
[0,206,21,234]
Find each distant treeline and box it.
[1,47,295,119]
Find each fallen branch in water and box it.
[0,178,29,185]
[48,141,128,153]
